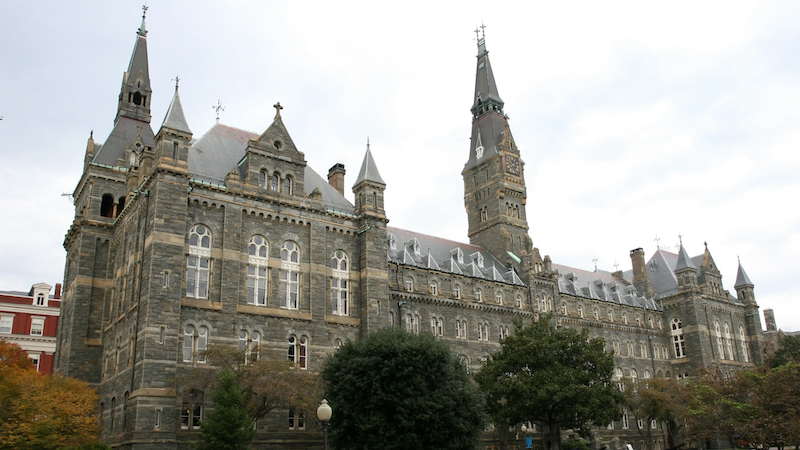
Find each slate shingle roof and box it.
[552,264,660,311]
[92,117,155,167]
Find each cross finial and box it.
[654,234,661,249]
[678,233,683,245]
[138,3,149,36]
[613,260,620,271]
[704,241,708,250]
[592,255,598,271]
[479,22,486,40]
[172,74,180,91]
[212,97,225,123]
[273,102,283,120]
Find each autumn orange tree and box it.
[0,341,103,450]
[623,377,687,450]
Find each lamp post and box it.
[317,399,332,450]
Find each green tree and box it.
[474,316,624,450]
[623,377,686,450]
[768,334,800,369]
[737,363,800,450]
[321,327,486,450]
[196,369,255,450]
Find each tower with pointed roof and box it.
[462,30,531,272]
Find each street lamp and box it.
[317,399,332,450]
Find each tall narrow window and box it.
[181,391,203,430]
[288,335,308,369]
[247,235,269,306]
[724,323,734,360]
[239,330,260,363]
[280,241,300,310]
[288,409,305,430]
[183,325,208,363]
[672,318,686,358]
[331,251,349,315]
[187,225,211,299]
[475,289,483,302]
[259,170,267,188]
[739,325,749,363]
[496,291,503,304]
[715,321,725,359]
[284,176,292,195]
[271,174,279,191]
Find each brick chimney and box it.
[327,163,346,196]
[764,308,777,332]
[54,283,62,299]
[630,248,654,298]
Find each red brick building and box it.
[0,282,61,373]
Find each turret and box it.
[675,241,697,288]
[353,140,385,217]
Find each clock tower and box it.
[462,30,531,271]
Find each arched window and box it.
[715,321,725,359]
[739,325,749,363]
[456,319,467,339]
[280,241,300,310]
[454,284,461,299]
[259,169,267,188]
[283,176,293,195]
[475,289,483,302]
[430,280,439,296]
[187,225,211,299]
[577,305,584,318]
[110,397,116,432]
[593,308,599,320]
[648,317,654,328]
[640,342,648,358]
[516,295,523,308]
[405,277,413,292]
[239,330,260,363]
[271,173,279,191]
[181,390,204,429]
[247,235,269,306]
[672,318,686,358]
[622,313,628,325]
[608,310,614,322]
[101,193,115,218]
[562,302,568,315]
[613,340,620,355]
[636,315,642,327]
[117,196,126,213]
[331,250,349,316]
[288,335,308,369]
[724,323,733,360]
[495,291,503,304]
[183,325,208,363]
[430,316,444,336]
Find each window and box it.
[280,241,300,310]
[430,280,438,296]
[36,293,45,306]
[562,302,567,315]
[715,321,725,359]
[577,305,584,317]
[516,295,522,308]
[622,409,629,429]
[283,176,292,195]
[405,277,413,292]
[239,330,260,363]
[456,320,467,339]
[247,235,269,306]
[154,407,162,428]
[648,317,654,328]
[636,315,642,327]
[475,289,482,302]
[613,340,620,355]
[739,325,749,363]
[622,313,628,325]
[672,318,686,358]
[454,284,461,299]
[333,339,342,350]
[724,323,734,360]
[187,225,211,298]
[478,323,489,341]
[271,173,279,191]
[183,325,208,363]
[30,317,44,336]
[430,317,444,336]
[159,325,166,344]
[405,314,420,334]
[608,310,614,322]
[288,335,307,369]
[637,418,644,430]
[499,325,510,340]
[29,355,40,371]
[181,390,203,429]
[331,251,349,315]
[640,342,647,358]
[163,270,170,288]
[258,170,267,188]
[593,308,599,320]
[627,342,634,356]
[496,291,503,304]
[288,409,305,430]
[0,315,13,334]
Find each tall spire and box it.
[160,76,192,135]
[465,26,507,171]
[116,5,152,123]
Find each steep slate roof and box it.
[387,227,524,286]
[553,264,660,311]
[160,87,191,134]
[187,123,354,214]
[93,117,155,167]
[734,262,754,288]
[675,243,697,271]
[354,144,385,186]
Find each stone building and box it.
[56,11,768,450]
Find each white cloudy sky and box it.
[1,2,798,331]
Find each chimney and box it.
[764,308,777,332]
[54,283,62,299]
[630,248,654,297]
[327,163,346,196]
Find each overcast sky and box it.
[1,1,798,331]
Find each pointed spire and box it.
[675,240,697,272]
[137,4,148,36]
[734,259,754,288]
[160,76,192,135]
[354,138,385,186]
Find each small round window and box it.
[274,140,283,150]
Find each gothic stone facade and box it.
[56,16,766,450]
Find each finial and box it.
[212,97,225,123]
[138,3,149,36]
[678,233,683,245]
[704,241,708,250]
[737,254,741,264]
[366,136,370,151]
[613,260,620,271]
[653,234,661,249]
[273,102,283,120]
[172,74,180,91]
[479,22,486,40]
[89,130,93,140]
[592,255,598,271]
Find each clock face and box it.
[505,155,521,175]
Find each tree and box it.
[623,377,687,450]
[474,316,624,450]
[737,363,800,450]
[321,327,486,450]
[196,369,255,450]
[184,343,320,424]
[768,334,800,369]
[0,342,103,449]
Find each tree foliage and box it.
[184,343,321,423]
[0,342,102,450]
[196,369,255,450]
[474,316,624,450]
[768,334,800,369]
[623,377,687,450]
[321,327,487,450]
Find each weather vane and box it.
[212,98,225,123]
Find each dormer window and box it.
[451,248,464,264]
[471,253,484,268]
[388,233,397,250]
[407,239,421,256]
[36,294,45,306]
